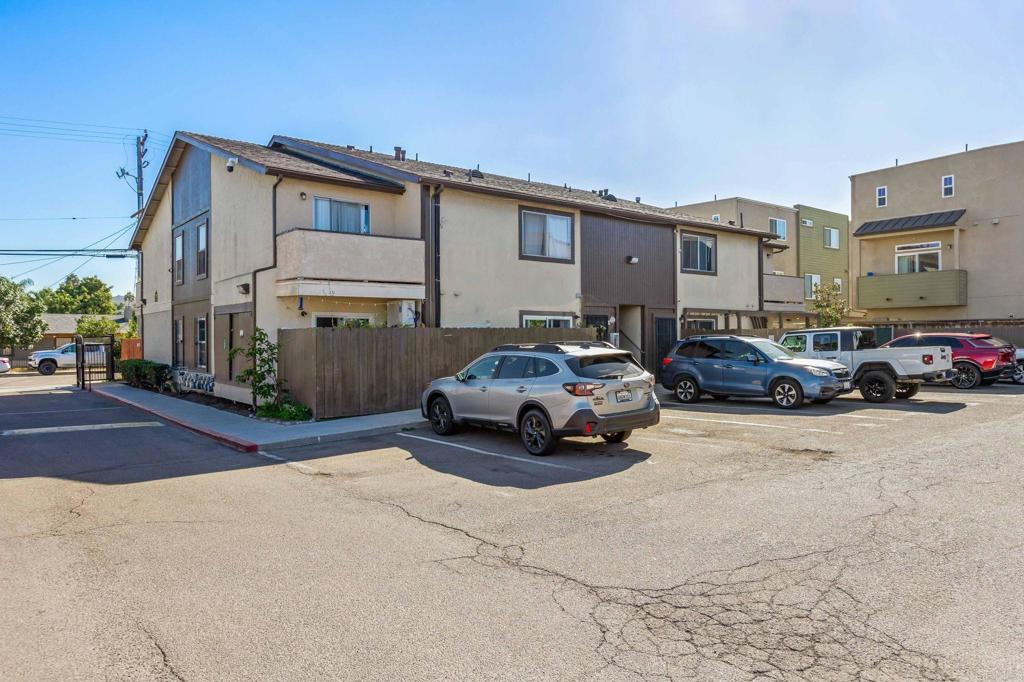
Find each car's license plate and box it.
[841,381,851,390]
[615,389,632,402]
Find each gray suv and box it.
[421,342,660,455]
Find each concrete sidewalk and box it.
[93,383,424,451]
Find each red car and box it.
[882,333,1016,389]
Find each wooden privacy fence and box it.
[278,326,597,419]
[119,338,142,360]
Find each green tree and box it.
[76,314,119,337]
[812,281,849,327]
[0,277,47,349]
[230,327,280,410]
[35,275,117,314]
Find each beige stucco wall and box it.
[275,179,420,239]
[139,176,173,362]
[676,198,799,276]
[439,188,581,326]
[276,229,424,284]
[141,310,172,364]
[850,140,1024,320]
[676,228,760,314]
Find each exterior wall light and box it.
[237,283,250,295]
[627,256,639,264]
[300,192,308,200]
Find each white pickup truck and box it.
[778,327,955,402]
[28,343,106,375]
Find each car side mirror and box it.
[455,371,467,383]
[744,353,760,364]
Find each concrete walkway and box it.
[93,383,424,451]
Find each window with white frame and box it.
[313,197,370,234]
[173,318,184,366]
[895,241,942,273]
[315,314,375,328]
[876,186,887,207]
[942,175,954,198]
[520,209,573,261]
[195,316,208,369]
[686,318,716,330]
[522,315,573,329]
[824,227,840,249]
[680,231,716,273]
[801,218,813,227]
[804,273,821,299]
[833,277,843,293]
[196,222,208,278]
[173,232,184,284]
[769,217,787,240]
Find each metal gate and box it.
[74,334,115,390]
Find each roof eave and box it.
[269,136,422,184]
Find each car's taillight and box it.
[662,357,672,366]
[563,382,605,396]
[922,354,933,365]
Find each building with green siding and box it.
[794,205,850,312]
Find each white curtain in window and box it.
[545,215,572,260]
[314,198,332,230]
[522,212,546,256]
[332,201,362,233]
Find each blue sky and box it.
[2,0,1022,295]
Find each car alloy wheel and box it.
[862,377,886,400]
[951,363,980,390]
[522,413,548,453]
[774,382,798,407]
[1013,363,1024,385]
[675,378,697,402]
[429,397,458,436]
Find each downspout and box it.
[252,174,285,331]
[137,249,144,357]
[757,236,765,316]
[431,184,444,327]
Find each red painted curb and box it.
[93,387,260,453]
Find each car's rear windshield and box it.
[969,336,1012,348]
[567,353,645,379]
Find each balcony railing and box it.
[762,273,805,312]
[857,270,968,309]
[275,228,425,299]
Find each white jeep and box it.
[779,327,955,402]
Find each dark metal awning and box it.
[853,209,965,238]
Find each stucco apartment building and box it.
[672,197,849,319]
[131,132,770,403]
[850,140,1024,325]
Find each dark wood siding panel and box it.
[172,145,211,224]
[171,300,210,371]
[171,218,211,303]
[580,213,675,309]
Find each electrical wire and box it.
[8,222,135,280]
[0,216,130,221]
[44,225,135,289]
[0,114,171,138]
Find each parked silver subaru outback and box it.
[421,341,660,456]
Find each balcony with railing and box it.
[762,274,806,312]
[275,228,426,300]
[857,270,968,309]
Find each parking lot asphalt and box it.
[2,378,1023,681]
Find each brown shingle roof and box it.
[180,132,402,190]
[272,136,772,237]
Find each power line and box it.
[7,222,135,280]
[0,215,130,221]
[44,227,135,289]
[0,114,170,138]
[0,122,138,139]
[0,130,141,145]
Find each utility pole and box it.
[117,129,149,211]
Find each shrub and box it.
[256,398,312,422]
[120,359,172,391]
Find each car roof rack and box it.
[490,340,616,353]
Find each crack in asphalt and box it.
[138,623,187,682]
[46,487,94,536]
[360,495,954,682]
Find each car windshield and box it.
[748,339,794,360]
[568,353,645,379]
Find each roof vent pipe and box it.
[635,196,641,203]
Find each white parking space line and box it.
[633,436,732,449]
[661,414,838,434]
[0,406,123,417]
[833,413,903,422]
[0,421,162,436]
[257,450,318,474]
[397,432,590,472]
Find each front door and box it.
[487,354,534,426]
[447,355,502,420]
[654,317,677,379]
